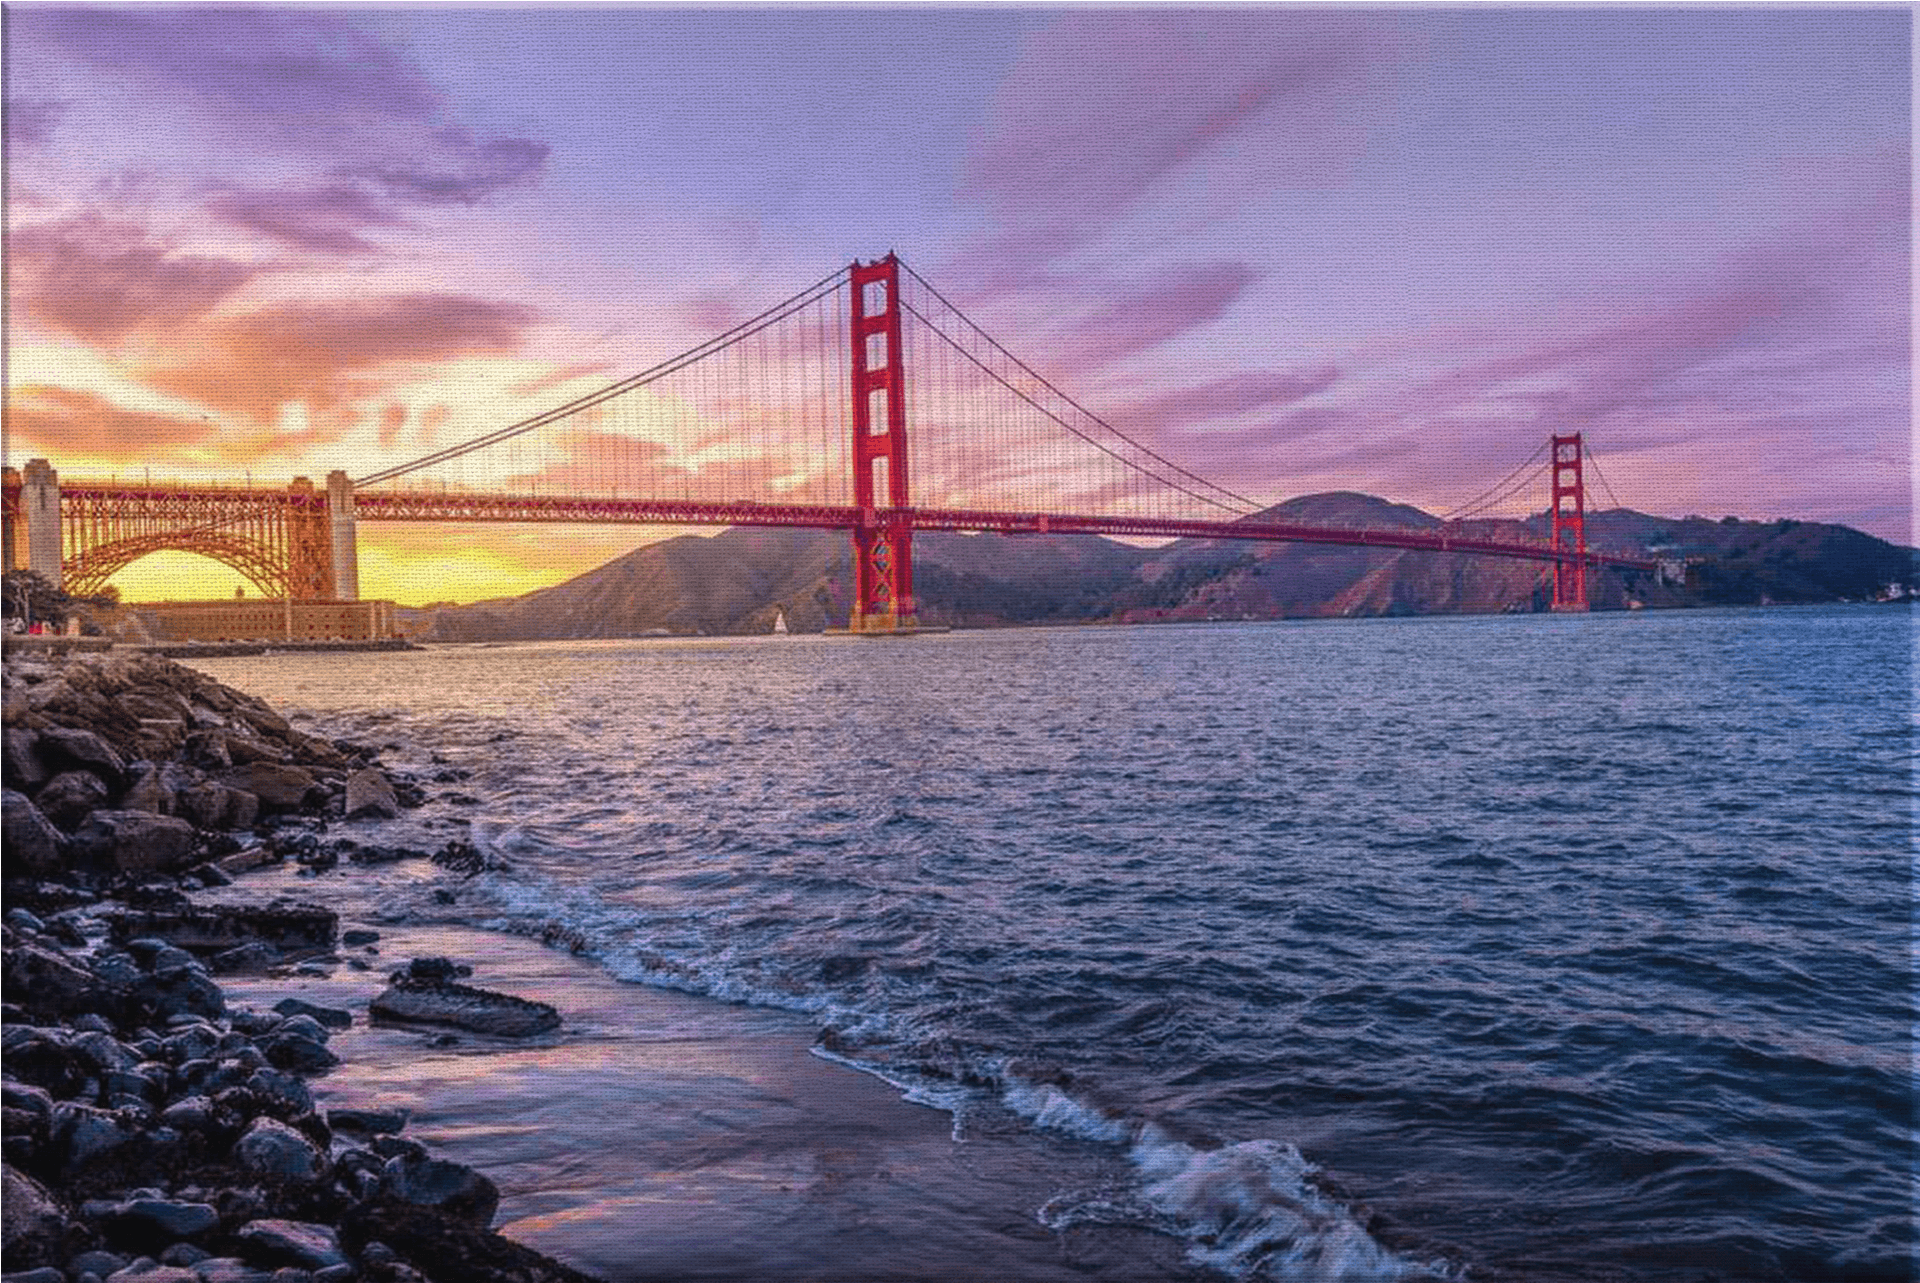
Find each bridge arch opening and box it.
[76,543,287,604]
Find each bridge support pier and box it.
[286,477,335,599]
[327,471,359,601]
[18,459,63,589]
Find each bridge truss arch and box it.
[62,532,294,600]
[3,470,355,602]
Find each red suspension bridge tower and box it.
[1550,432,1588,612]
[848,254,916,632]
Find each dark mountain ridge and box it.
[411,494,1915,640]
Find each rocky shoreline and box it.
[3,651,607,1283]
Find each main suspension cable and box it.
[1440,437,1550,522]
[354,268,851,487]
[898,261,1265,516]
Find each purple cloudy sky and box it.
[3,6,1910,601]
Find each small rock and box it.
[382,1154,500,1226]
[272,998,352,1029]
[103,1263,198,1282]
[343,768,401,821]
[243,1069,315,1118]
[231,1220,348,1273]
[70,1029,142,1074]
[369,978,560,1038]
[394,957,470,983]
[158,1096,216,1133]
[104,1197,221,1239]
[209,943,282,974]
[1,1082,54,1122]
[157,1243,211,1266]
[5,906,48,933]
[187,1260,277,1283]
[51,1102,142,1172]
[233,1118,328,1184]
[326,1107,409,1136]
[70,1251,130,1279]
[341,930,379,947]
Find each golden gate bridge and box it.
[3,254,1654,627]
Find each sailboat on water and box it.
[771,608,789,635]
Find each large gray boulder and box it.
[2,789,66,874]
[2,727,50,789]
[382,1154,500,1226]
[69,809,199,876]
[220,762,319,811]
[36,726,127,788]
[1,1161,68,1268]
[34,769,112,830]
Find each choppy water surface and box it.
[195,605,1914,1282]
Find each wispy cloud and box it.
[139,293,539,427]
[9,214,256,343]
[1113,367,1342,436]
[1052,262,1263,375]
[28,9,552,257]
[29,7,442,121]
[960,10,1396,273]
[6,386,220,461]
[4,96,66,148]
[204,183,406,255]
[347,126,549,207]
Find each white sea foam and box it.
[439,862,1456,1281]
[1128,1131,1453,1281]
[1001,1080,1137,1146]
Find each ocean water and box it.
[189,604,1915,1282]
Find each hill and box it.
[409,496,1916,640]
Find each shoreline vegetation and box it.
[0,649,606,1282]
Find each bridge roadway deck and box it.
[23,480,1654,572]
[348,489,1656,571]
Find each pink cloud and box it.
[506,362,619,399]
[5,386,220,461]
[376,404,408,449]
[205,183,407,254]
[9,213,256,343]
[1051,262,1262,374]
[961,11,1396,271]
[1114,367,1341,435]
[4,96,65,148]
[27,8,441,121]
[345,126,549,207]
[27,11,552,259]
[141,293,538,426]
